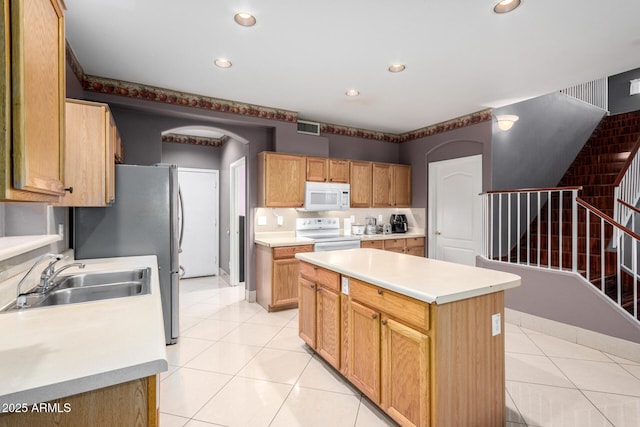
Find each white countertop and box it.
[0,235,62,262]
[296,249,520,304]
[255,231,425,247]
[0,255,168,406]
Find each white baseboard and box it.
[506,308,640,363]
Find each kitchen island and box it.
[296,249,520,427]
[0,255,167,426]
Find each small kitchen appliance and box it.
[382,223,392,234]
[364,216,377,235]
[390,214,408,233]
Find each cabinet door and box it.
[372,163,392,207]
[381,317,429,427]
[393,164,411,207]
[11,0,65,197]
[406,246,425,257]
[349,161,371,208]
[106,110,117,204]
[328,159,349,183]
[272,258,300,308]
[298,277,317,348]
[383,238,405,253]
[306,156,327,182]
[316,286,340,369]
[57,100,107,206]
[349,300,381,403]
[0,0,65,201]
[260,152,305,207]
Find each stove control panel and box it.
[296,217,339,230]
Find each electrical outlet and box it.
[341,277,350,295]
[277,215,283,226]
[491,313,501,336]
[257,216,267,226]
[58,224,64,239]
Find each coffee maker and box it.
[390,214,408,233]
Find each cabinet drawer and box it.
[361,240,384,250]
[273,245,314,259]
[317,268,340,292]
[405,237,425,248]
[349,278,429,331]
[383,239,405,250]
[300,262,340,292]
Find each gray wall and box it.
[492,92,605,190]
[477,258,640,344]
[329,134,400,163]
[162,142,222,170]
[609,67,640,115]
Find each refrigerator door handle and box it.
[178,187,185,252]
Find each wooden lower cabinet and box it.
[256,244,314,311]
[298,276,317,347]
[299,265,506,427]
[299,262,341,370]
[348,300,381,403]
[361,237,425,257]
[316,284,341,368]
[0,375,159,427]
[381,316,429,427]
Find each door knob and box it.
[435,231,442,235]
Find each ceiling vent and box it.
[297,120,321,136]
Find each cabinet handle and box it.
[310,284,315,289]
[381,319,387,326]
[316,287,321,292]
[377,289,383,295]
[372,314,378,319]
[64,187,73,194]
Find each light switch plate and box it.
[277,216,283,226]
[341,277,349,295]
[492,313,501,336]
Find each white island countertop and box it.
[0,255,168,406]
[296,249,520,304]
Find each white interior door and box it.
[428,155,482,266]
[178,168,219,278]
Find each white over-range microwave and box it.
[303,182,350,211]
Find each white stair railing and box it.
[613,139,640,229]
[481,188,639,320]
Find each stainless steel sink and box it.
[1,268,151,312]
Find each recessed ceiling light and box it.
[345,89,360,97]
[234,12,256,27]
[388,64,406,73]
[493,0,521,14]
[214,58,232,68]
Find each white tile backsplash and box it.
[254,207,425,233]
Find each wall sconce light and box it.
[495,114,519,131]
[630,78,640,96]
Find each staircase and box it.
[485,111,640,321]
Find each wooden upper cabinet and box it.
[372,163,393,207]
[0,0,66,202]
[306,157,349,183]
[306,156,328,182]
[258,152,305,207]
[57,100,117,207]
[392,164,411,207]
[328,159,349,183]
[350,161,372,207]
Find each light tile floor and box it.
[160,276,640,427]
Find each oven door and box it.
[314,240,361,252]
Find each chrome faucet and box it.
[39,262,85,293]
[16,253,63,308]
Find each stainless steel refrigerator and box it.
[74,164,180,344]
